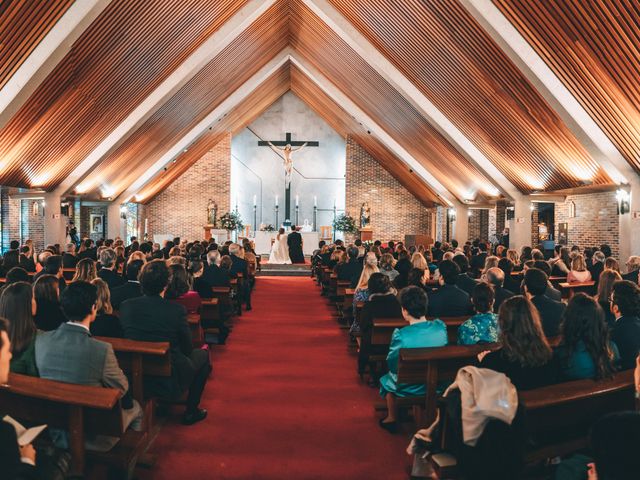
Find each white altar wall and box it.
[231,92,346,233]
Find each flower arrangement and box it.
[333,213,358,234]
[260,224,276,232]
[219,211,244,232]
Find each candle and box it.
[296,195,299,206]
[275,195,278,207]
[314,196,317,207]
[253,195,257,207]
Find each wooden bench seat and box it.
[431,370,635,478]
[0,373,146,478]
[371,316,469,346]
[559,280,596,299]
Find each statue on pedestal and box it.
[207,199,218,228]
[360,202,371,229]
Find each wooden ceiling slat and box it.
[83,1,290,200]
[327,0,611,192]
[289,0,493,202]
[0,0,249,190]
[0,0,73,91]
[290,64,438,206]
[495,0,640,173]
[138,64,292,203]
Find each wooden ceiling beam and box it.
[58,0,278,198]
[117,48,292,203]
[0,0,109,132]
[302,0,518,201]
[463,0,633,186]
[289,53,457,207]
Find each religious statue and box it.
[360,202,371,228]
[207,199,218,227]
[267,141,307,187]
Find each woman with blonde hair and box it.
[129,250,147,263]
[480,255,500,279]
[90,278,122,337]
[353,253,379,314]
[506,249,520,270]
[410,252,428,271]
[72,258,97,283]
[567,253,592,283]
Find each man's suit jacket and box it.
[456,273,478,296]
[493,286,515,312]
[35,323,129,395]
[545,285,562,302]
[428,284,473,317]
[622,270,639,284]
[202,263,231,288]
[18,255,36,273]
[531,295,566,338]
[119,295,195,396]
[589,262,604,284]
[78,247,97,261]
[98,268,125,290]
[110,281,142,310]
[504,274,522,294]
[611,315,640,370]
[62,253,78,269]
[229,255,248,278]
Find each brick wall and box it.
[468,209,489,241]
[145,133,231,241]
[496,200,506,237]
[531,203,540,247]
[345,136,432,242]
[488,207,497,240]
[436,206,446,242]
[555,190,619,258]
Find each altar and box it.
[254,231,319,256]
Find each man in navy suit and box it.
[610,280,640,370]
[428,260,473,317]
[524,268,566,338]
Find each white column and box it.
[619,178,640,266]
[43,192,66,246]
[509,195,532,251]
[452,203,469,244]
[107,202,124,240]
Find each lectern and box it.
[359,228,373,242]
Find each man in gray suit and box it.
[35,281,142,452]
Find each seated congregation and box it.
[314,238,640,479]
[0,236,258,478]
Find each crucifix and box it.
[258,132,319,223]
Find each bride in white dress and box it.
[268,228,291,264]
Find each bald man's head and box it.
[485,267,505,287]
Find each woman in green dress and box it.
[379,286,447,432]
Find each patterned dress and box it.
[457,312,498,345]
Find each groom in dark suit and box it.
[287,225,305,263]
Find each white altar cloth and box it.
[253,231,319,256]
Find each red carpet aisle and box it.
[144,277,410,479]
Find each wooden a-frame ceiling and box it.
[0,0,637,207]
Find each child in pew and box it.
[554,293,619,381]
[458,282,498,345]
[379,286,447,433]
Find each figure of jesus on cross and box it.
[259,132,319,222]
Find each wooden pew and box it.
[431,370,635,478]
[0,373,147,478]
[548,276,567,290]
[398,344,500,425]
[559,280,596,299]
[371,316,469,346]
[63,268,76,281]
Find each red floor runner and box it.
[143,277,411,479]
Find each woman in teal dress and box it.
[379,286,447,432]
[555,293,618,380]
[458,282,498,345]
